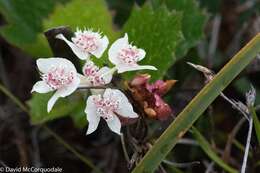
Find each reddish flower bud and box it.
[128,74,176,121]
[153,94,173,121]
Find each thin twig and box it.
[220,93,249,120]
[222,117,247,162]
[240,118,253,173]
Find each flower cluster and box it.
[32,29,157,135]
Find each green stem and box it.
[0,83,102,173]
[132,33,260,173]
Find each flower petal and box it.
[85,95,101,134]
[117,64,157,73]
[47,92,60,113]
[97,67,113,84]
[56,34,90,60]
[37,57,77,73]
[107,116,121,135]
[90,36,109,58]
[103,89,138,118]
[117,100,138,118]
[31,81,53,93]
[137,48,146,61]
[108,33,129,65]
[56,75,80,97]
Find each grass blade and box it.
[131,33,260,173]
[191,127,238,173]
[250,106,260,144]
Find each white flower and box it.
[79,61,112,87]
[31,58,80,113]
[85,88,138,135]
[56,29,109,60]
[108,33,157,73]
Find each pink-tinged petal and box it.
[108,34,129,65]
[154,94,173,121]
[117,64,157,73]
[91,36,109,58]
[56,34,90,60]
[146,80,177,96]
[31,81,53,93]
[56,76,80,97]
[46,76,80,113]
[103,88,116,100]
[130,74,151,86]
[97,67,113,84]
[137,48,146,61]
[104,89,138,118]
[47,92,60,113]
[37,57,77,73]
[116,100,138,118]
[106,115,121,135]
[85,95,101,134]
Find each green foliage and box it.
[192,127,238,173]
[131,34,260,173]
[123,0,207,80]
[0,0,118,58]
[70,100,87,129]
[0,0,67,56]
[28,93,84,125]
[123,4,184,80]
[44,0,119,42]
[151,0,207,59]
[164,0,207,58]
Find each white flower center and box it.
[118,46,140,65]
[42,66,75,90]
[72,33,99,52]
[83,62,105,86]
[94,97,119,121]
